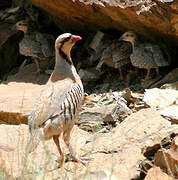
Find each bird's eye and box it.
[19,23,22,26]
[63,36,71,42]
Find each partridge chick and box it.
[15,20,55,73]
[27,33,87,166]
[96,39,132,80]
[119,31,170,79]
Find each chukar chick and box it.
[15,20,55,73]
[119,31,170,79]
[96,39,132,80]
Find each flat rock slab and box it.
[0,82,45,124]
[143,88,178,109]
[0,109,177,179]
[145,166,174,180]
[155,135,178,178]
[82,109,178,179]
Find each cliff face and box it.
[29,0,178,46]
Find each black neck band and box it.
[58,36,72,65]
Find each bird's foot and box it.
[63,152,91,166]
[71,154,92,166]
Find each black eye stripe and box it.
[61,35,72,43]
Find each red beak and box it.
[71,35,82,42]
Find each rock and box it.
[80,91,132,132]
[150,68,178,88]
[79,101,131,132]
[161,81,178,90]
[0,23,18,47]
[89,31,104,51]
[29,0,178,59]
[145,166,174,180]
[0,82,44,124]
[159,105,178,124]
[141,76,162,89]
[73,169,117,180]
[78,68,103,82]
[154,135,178,178]
[6,61,50,84]
[143,88,178,109]
[82,109,178,180]
[1,6,22,22]
[0,26,21,78]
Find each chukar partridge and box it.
[27,33,86,166]
[96,39,132,80]
[15,20,55,73]
[119,31,170,79]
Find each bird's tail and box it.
[26,129,43,153]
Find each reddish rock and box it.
[0,82,45,124]
[143,88,178,108]
[29,0,178,58]
[155,135,178,178]
[82,109,177,179]
[0,104,177,179]
[145,166,174,180]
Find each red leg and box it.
[63,128,89,166]
[33,57,41,73]
[156,67,159,76]
[145,68,150,79]
[119,67,124,80]
[53,135,64,166]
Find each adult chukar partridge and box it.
[119,31,170,79]
[26,33,86,166]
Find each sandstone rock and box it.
[154,135,178,178]
[82,109,178,179]
[143,88,178,109]
[79,101,131,132]
[145,166,174,180]
[150,68,178,88]
[161,81,178,90]
[159,104,178,124]
[0,82,45,124]
[73,169,117,180]
[0,102,177,179]
[29,0,178,59]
